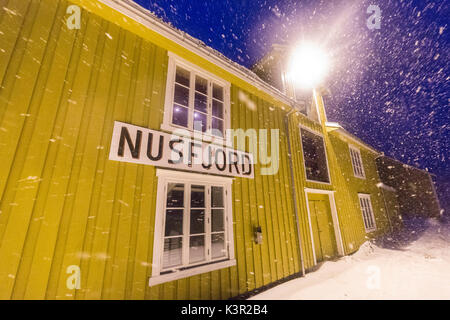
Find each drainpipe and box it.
[284,106,305,276]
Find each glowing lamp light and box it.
[288,42,330,89]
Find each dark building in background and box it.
[376,156,442,219]
[255,45,443,224]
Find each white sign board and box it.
[109,121,254,179]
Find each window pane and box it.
[211,186,224,207]
[190,209,205,234]
[193,112,207,132]
[212,118,223,136]
[163,237,182,268]
[174,84,189,107]
[212,209,224,232]
[172,105,188,127]
[165,209,183,236]
[365,199,374,228]
[360,197,373,230]
[189,235,205,263]
[213,83,223,101]
[194,92,207,113]
[167,183,184,207]
[175,66,190,87]
[195,76,207,94]
[212,100,223,119]
[191,185,205,207]
[301,129,330,183]
[211,233,226,259]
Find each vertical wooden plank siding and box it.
[0,0,393,300]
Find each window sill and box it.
[149,259,236,286]
[306,178,332,185]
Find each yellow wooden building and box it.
[0,0,436,300]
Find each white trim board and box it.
[150,169,235,286]
[348,144,366,179]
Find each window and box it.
[163,53,230,138]
[349,145,366,178]
[300,128,330,183]
[358,194,376,232]
[150,170,235,285]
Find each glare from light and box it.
[288,43,330,89]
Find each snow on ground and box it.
[250,218,450,300]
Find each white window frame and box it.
[149,169,235,286]
[162,52,231,142]
[349,144,366,179]
[299,125,332,185]
[358,193,377,233]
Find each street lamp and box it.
[287,42,330,89]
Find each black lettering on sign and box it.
[110,122,254,179]
[202,146,213,169]
[168,138,184,164]
[147,133,164,161]
[229,151,240,174]
[188,141,202,167]
[215,149,226,171]
[242,154,252,176]
[118,126,142,159]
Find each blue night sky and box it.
[134,0,449,212]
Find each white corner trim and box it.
[149,259,236,286]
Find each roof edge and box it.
[325,122,380,154]
[95,0,295,107]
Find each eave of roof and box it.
[325,122,380,154]
[376,154,435,177]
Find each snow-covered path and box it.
[250,218,450,300]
